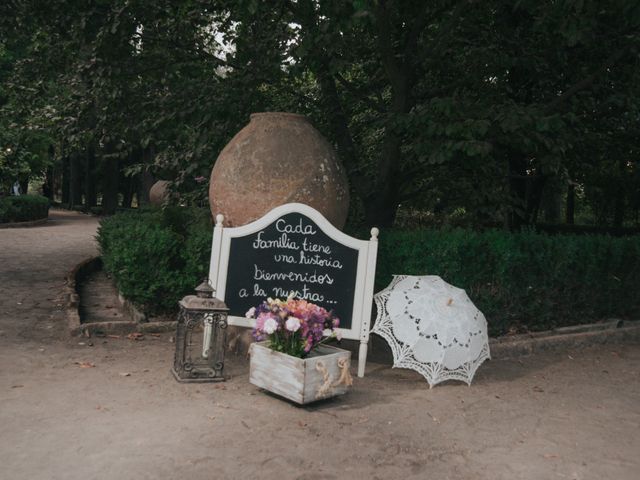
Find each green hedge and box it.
[377,229,640,335]
[98,208,640,335]
[97,207,212,315]
[0,195,50,223]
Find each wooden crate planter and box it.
[249,342,353,404]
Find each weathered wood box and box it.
[249,342,353,404]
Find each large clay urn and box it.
[149,180,170,206]
[209,112,350,228]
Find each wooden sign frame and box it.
[208,203,378,377]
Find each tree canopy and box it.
[1,0,638,228]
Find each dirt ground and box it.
[1,210,639,480]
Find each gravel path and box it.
[1,210,639,480]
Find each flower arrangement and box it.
[246,297,341,358]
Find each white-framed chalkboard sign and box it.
[208,203,379,377]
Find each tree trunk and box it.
[138,171,155,206]
[613,159,626,228]
[19,178,29,195]
[566,183,575,225]
[363,191,399,228]
[85,143,97,208]
[68,152,82,208]
[61,155,70,204]
[542,175,563,224]
[101,151,119,215]
[525,174,547,226]
[121,173,134,208]
[137,147,155,206]
[363,127,403,228]
[43,166,54,200]
[507,157,527,230]
[613,192,625,228]
[43,145,55,200]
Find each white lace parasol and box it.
[372,275,490,387]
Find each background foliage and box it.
[1,1,639,229]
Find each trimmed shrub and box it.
[98,208,640,335]
[0,195,50,223]
[377,229,640,336]
[97,207,212,315]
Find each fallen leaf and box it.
[107,335,121,339]
[427,412,440,423]
[214,384,226,390]
[11,385,24,388]
[126,333,144,341]
[298,420,308,427]
[207,415,216,421]
[150,333,161,337]
[119,372,131,377]
[241,420,251,429]
[533,386,544,392]
[543,454,559,459]
[75,361,95,368]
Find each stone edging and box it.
[0,217,49,229]
[65,256,177,337]
[488,319,640,358]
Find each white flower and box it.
[263,317,278,335]
[335,329,343,341]
[245,307,256,318]
[285,317,301,332]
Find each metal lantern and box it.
[172,280,229,382]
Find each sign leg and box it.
[357,341,368,377]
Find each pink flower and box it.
[303,336,313,352]
[245,307,256,318]
[285,317,301,332]
[263,317,278,335]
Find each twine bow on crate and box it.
[315,358,353,399]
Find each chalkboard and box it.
[223,212,359,329]
[209,203,379,377]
